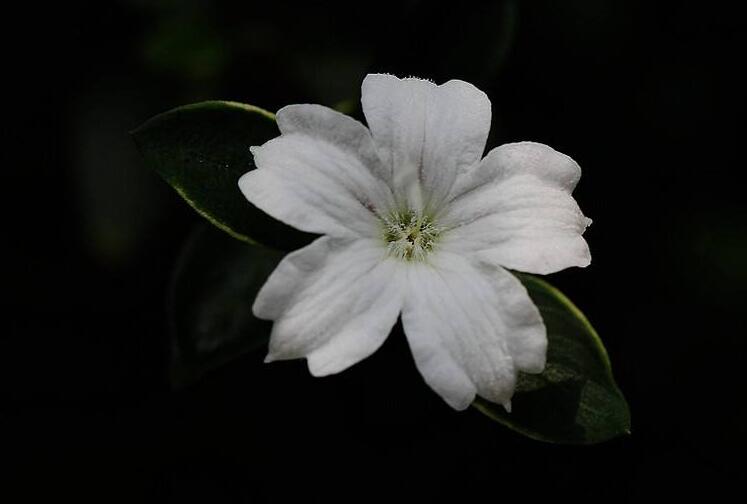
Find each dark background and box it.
[3,0,745,501]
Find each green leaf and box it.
[473,273,631,444]
[168,223,283,387]
[131,100,314,251]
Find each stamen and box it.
[382,209,441,261]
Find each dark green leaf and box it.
[473,273,631,444]
[132,100,314,251]
[168,223,283,387]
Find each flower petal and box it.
[400,252,546,410]
[254,236,405,376]
[442,142,591,275]
[361,74,491,210]
[239,104,394,238]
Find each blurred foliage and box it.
[143,9,231,84]
[168,223,282,387]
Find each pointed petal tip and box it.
[363,73,486,93]
[363,72,394,79]
[307,356,332,378]
[502,400,512,414]
[520,354,547,376]
[274,103,296,117]
[441,78,490,98]
[362,72,436,87]
[306,358,349,378]
[274,103,317,125]
[237,169,254,191]
[449,395,476,412]
[579,247,592,268]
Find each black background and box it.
[3,1,745,501]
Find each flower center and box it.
[382,209,441,261]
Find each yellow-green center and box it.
[382,210,441,261]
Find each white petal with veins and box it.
[361,74,491,211]
[240,105,394,238]
[441,142,591,275]
[400,252,546,410]
[254,236,405,376]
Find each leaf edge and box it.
[472,273,632,445]
[130,100,277,245]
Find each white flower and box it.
[238,74,591,411]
